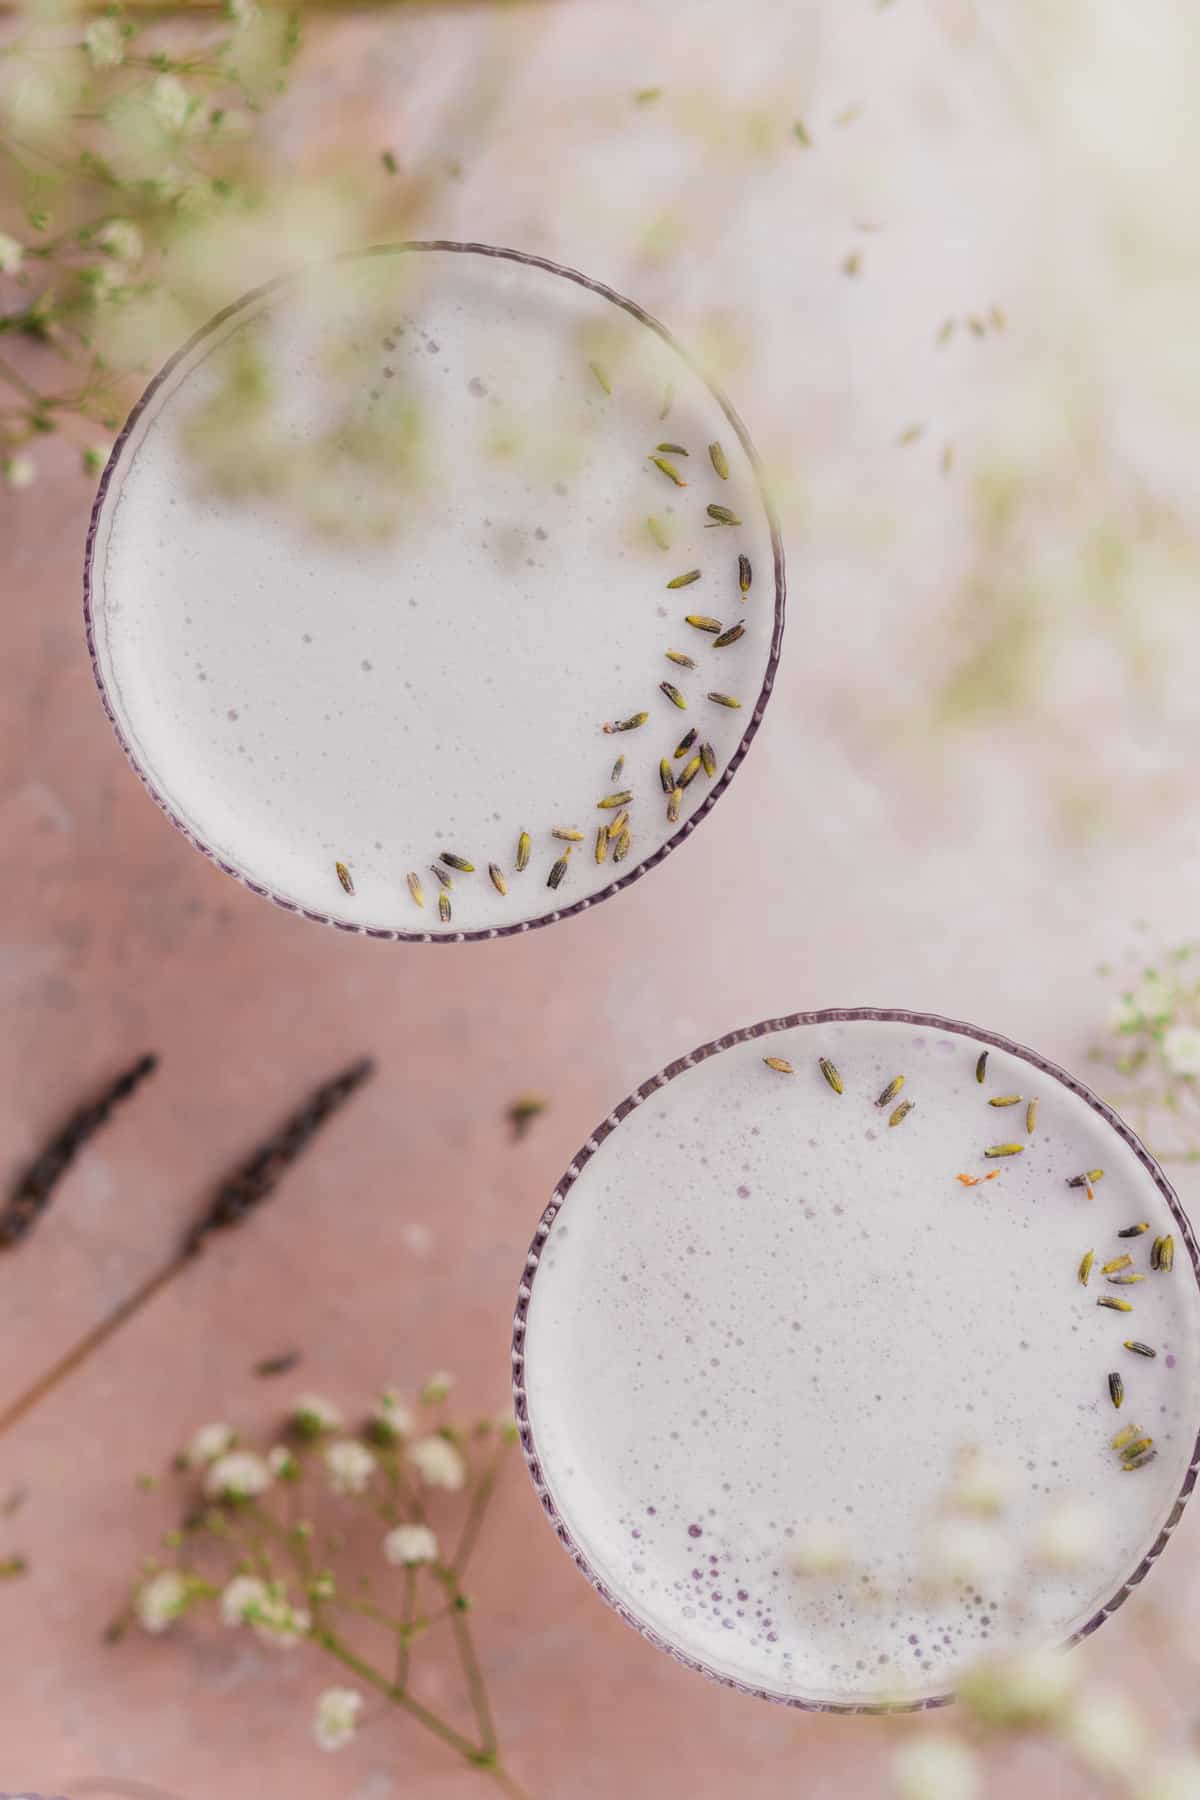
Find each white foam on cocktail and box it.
[520,1016,1200,1704]
[89,249,776,932]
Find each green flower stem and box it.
[395,1564,416,1687]
[452,1441,509,1579]
[312,1621,481,1761]
[451,1607,498,1759]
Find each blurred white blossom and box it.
[136,1569,189,1634]
[313,1686,363,1753]
[84,19,124,70]
[220,1573,269,1628]
[205,1449,272,1499]
[293,1393,343,1438]
[421,1371,455,1404]
[150,75,192,136]
[384,1523,439,1566]
[921,1517,1003,1590]
[946,1448,1014,1516]
[184,1421,236,1466]
[1163,1026,1200,1076]
[1033,1498,1103,1571]
[370,1386,414,1441]
[892,1736,980,1800]
[98,219,145,264]
[958,1647,1077,1728]
[1063,1686,1148,1779]
[1131,1753,1200,1800]
[409,1435,466,1490]
[0,232,24,276]
[324,1439,375,1495]
[789,1524,851,1576]
[3,455,36,491]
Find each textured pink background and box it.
[6,2,1200,1796]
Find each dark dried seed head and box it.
[1118,1222,1150,1238]
[440,852,475,873]
[975,1051,988,1084]
[489,863,508,896]
[700,742,717,777]
[406,872,425,909]
[888,1100,914,1129]
[438,891,451,923]
[674,727,698,758]
[707,691,741,709]
[335,861,355,896]
[597,790,633,810]
[612,825,632,863]
[763,1056,794,1074]
[984,1143,1024,1158]
[713,623,746,648]
[1123,1341,1157,1358]
[706,503,741,525]
[1108,1372,1124,1409]
[666,650,696,669]
[876,1076,905,1108]
[1077,1250,1094,1287]
[685,614,722,634]
[660,681,688,710]
[668,569,702,589]
[547,850,572,890]
[516,831,531,872]
[819,1058,844,1095]
[594,826,609,865]
[708,441,730,480]
[738,553,752,594]
[1098,1296,1132,1313]
[678,755,702,790]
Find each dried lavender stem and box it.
[0,1058,374,1441]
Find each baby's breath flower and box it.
[945,1447,1013,1515]
[308,1570,336,1600]
[84,18,125,70]
[97,219,145,264]
[421,1370,455,1404]
[1033,1497,1103,1571]
[1131,1751,1200,1800]
[1163,1025,1200,1077]
[313,1686,363,1753]
[253,1586,311,1649]
[408,1435,466,1491]
[205,1449,272,1500]
[921,1516,1002,1589]
[958,1646,1076,1728]
[82,444,111,477]
[324,1439,375,1496]
[136,1568,189,1634]
[267,1444,298,1480]
[220,1573,269,1628]
[292,1393,343,1438]
[495,1411,520,1445]
[789,1523,851,1576]
[892,1735,980,1800]
[383,1523,439,1566]
[3,455,36,491]
[1063,1686,1148,1778]
[151,75,192,136]
[184,1421,236,1466]
[368,1386,414,1442]
[226,0,260,23]
[0,232,24,277]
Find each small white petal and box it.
[383,1523,439,1566]
[313,1686,363,1752]
[892,1736,980,1800]
[408,1435,466,1490]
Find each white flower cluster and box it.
[312,1686,363,1752]
[369,1386,414,1441]
[0,233,24,277]
[292,1393,343,1438]
[408,1435,466,1491]
[220,1575,310,1648]
[383,1523,439,1567]
[184,1421,235,1466]
[324,1439,376,1496]
[136,1569,189,1635]
[205,1450,273,1500]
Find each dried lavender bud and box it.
[0,1053,158,1250]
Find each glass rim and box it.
[511,1004,1200,1715]
[83,239,787,944]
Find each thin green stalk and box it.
[312,1622,481,1762]
[452,1443,507,1578]
[451,1608,497,1758]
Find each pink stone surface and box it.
[6,2,1200,1796]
